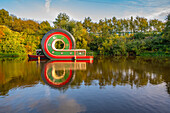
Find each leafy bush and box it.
[133,32,145,39]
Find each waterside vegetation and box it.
[0,9,169,56]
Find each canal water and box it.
[0,56,170,113]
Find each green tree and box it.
[0,26,26,54]
[163,14,170,41]
[0,9,12,27]
[38,21,52,35]
[72,22,89,49]
[83,17,92,32]
[129,16,135,33]
[136,17,148,32]
[149,19,164,32]
[53,13,70,30]
[112,17,117,32]
[116,19,123,35]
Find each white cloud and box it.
[148,8,170,21]
[120,0,170,21]
[45,0,51,13]
[6,0,169,25]
[57,95,86,113]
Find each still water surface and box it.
[0,56,170,113]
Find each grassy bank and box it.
[0,53,27,57]
[139,52,170,57]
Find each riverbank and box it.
[139,52,170,57]
[0,52,170,57]
[0,53,27,57]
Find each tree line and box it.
[0,9,169,56]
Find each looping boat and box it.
[28,29,93,62]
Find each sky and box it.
[0,0,170,25]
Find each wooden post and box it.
[90,57,93,63]
[74,56,76,62]
[38,56,40,63]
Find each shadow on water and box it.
[0,56,170,96]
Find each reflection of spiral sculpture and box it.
[41,61,75,88]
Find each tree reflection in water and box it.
[0,56,170,95]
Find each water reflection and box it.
[0,57,42,96]
[56,95,86,113]
[0,57,170,96]
[41,60,87,89]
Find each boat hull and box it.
[28,54,48,59]
[28,54,93,62]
